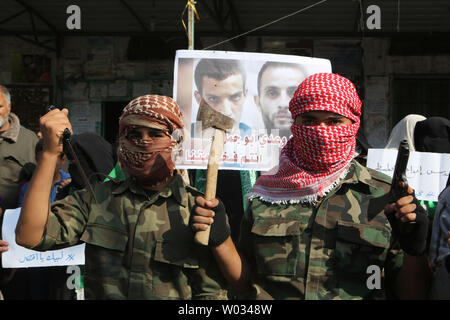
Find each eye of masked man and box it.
[118,95,183,189]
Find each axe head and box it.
[196,99,234,131]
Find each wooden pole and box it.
[188,2,194,50]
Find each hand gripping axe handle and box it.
[194,100,234,246]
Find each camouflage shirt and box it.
[33,173,228,300]
[238,161,404,300]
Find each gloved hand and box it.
[191,196,230,247]
[385,187,429,256]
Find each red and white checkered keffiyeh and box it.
[118,95,184,188]
[249,73,362,204]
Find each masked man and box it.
[16,95,229,300]
[192,73,431,300]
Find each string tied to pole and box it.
[181,0,200,37]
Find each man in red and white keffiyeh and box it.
[191,73,431,300]
[249,72,361,204]
[192,73,429,299]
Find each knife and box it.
[47,105,98,203]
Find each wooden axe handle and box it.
[194,129,225,246]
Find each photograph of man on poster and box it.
[173,50,332,171]
[254,62,307,138]
[192,58,250,137]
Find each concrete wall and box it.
[362,38,450,147]
[0,36,175,134]
[2,35,450,146]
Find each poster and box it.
[172,50,332,171]
[367,149,450,201]
[2,208,85,268]
[69,101,102,134]
[84,37,115,80]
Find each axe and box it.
[194,99,234,246]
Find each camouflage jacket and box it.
[238,160,404,300]
[33,174,228,300]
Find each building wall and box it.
[0,36,175,135]
[60,36,175,136]
[1,35,450,148]
[362,38,450,147]
[0,37,58,132]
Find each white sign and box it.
[172,49,332,171]
[367,149,450,201]
[2,208,85,268]
[69,101,101,135]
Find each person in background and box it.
[413,116,450,223]
[0,85,39,210]
[0,85,39,300]
[413,116,450,221]
[384,114,426,150]
[56,132,118,199]
[0,207,7,300]
[18,139,70,206]
[428,181,450,299]
[355,127,372,166]
[413,117,450,298]
[414,117,450,154]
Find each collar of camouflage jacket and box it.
[343,160,391,194]
[314,160,390,204]
[249,160,390,205]
[111,171,188,207]
[0,113,21,143]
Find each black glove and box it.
[191,199,231,247]
[209,199,231,247]
[392,195,429,256]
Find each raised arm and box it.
[15,108,72,248]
